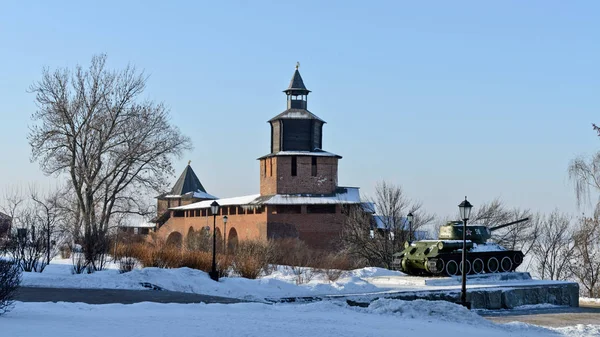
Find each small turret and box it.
[438,218,529,245]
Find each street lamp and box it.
[223,215,228,254]
[209,201,220,281]
[407,212,414,242]
[458,196,473,309]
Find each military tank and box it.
[392,218,529,276]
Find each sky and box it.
[1,1,599,221]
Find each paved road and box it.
[482,304,600,327]
[15,287,245,305]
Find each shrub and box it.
[217,254,232,278]
[118,241,230,275]
[5,229,49,272]
[59,245,71,259]
[270,239,319,284]
[71,252,88,274]
[180,250,212,271]
[114,242,138,274]
[118,257,137,274]
[0,260,22,315]
[232,241,271,279]
[267,239,356,284]
[321,253,353,283]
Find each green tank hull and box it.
[392,218,528,276]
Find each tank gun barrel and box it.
[489,218,529,232]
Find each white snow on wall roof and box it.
[163,190,218,200]
[171,194,262,210]
[119,221,157,228]
[170,187,363,210]
[261,187,361,205]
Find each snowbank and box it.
[20,259,404,301]
[2,300,598,337]
[20,257,578,303]
[580,297,600,305]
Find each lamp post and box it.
[223,215,228,254]
[209,201,220,281]
[407,212,414,242]
[458,196,473,309]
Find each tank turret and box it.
[392,218,529,277]
[438,218,530,244]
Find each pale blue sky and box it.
[1,1,599,219]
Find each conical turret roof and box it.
[170,164,207,196]
[284,64,311,94]
[287,69,308,91]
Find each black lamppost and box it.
[458,196,473,309]
[407,212,414,242]
[223,215,228,253]
[209,201,220,281]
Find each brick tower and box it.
[259,64,341,196]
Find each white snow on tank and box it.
[470,242,506,252]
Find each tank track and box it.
[401,250,524,276]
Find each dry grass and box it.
[114,241,228,275]
[320,253,354,282]
[112,237,354,281]
[231,241,271,279]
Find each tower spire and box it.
[284,63,310,109]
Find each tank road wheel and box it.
[426,258,445,275]
[486,257,499,273]
[513,253,523,266]
[500,256,513,272]
[459,260,471,275]
[445,260,459,276]
[472,258,485,274]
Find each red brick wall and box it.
[267,204,345,250]
[157,204,350,250]
[259,156,338,196]
[158,210,269,244]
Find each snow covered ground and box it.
[20,258,404,301]
[10,258,600,336]
[580,297,600,305]
[20,258,581,302]
[3,299,599,337]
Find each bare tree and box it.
[0,260,21,316]
[530,210,575,280]
[570,216,600,297]
[30,188,66,266]
[341,181,434,268]
[1,187,65,272]
[568,152,600,212]
[28,54,191,271]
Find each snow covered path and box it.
[3,300,598,337]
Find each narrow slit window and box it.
[311,157,317,176]
[291,156,297,176]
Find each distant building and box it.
[155,65,365,249]
[0,212,11,241]
[371,215,428,240]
